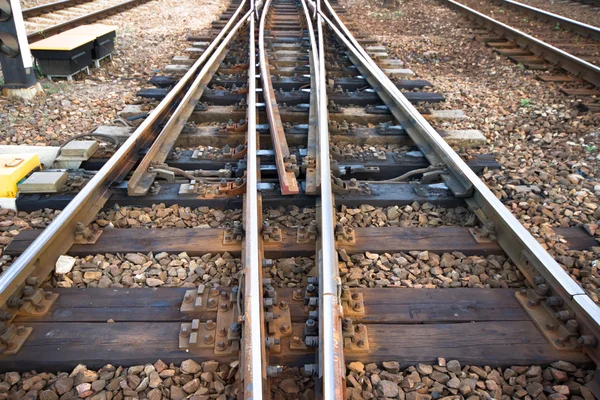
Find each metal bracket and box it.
[74,222,103,245]
[342,318,369,353]
[469,223,497,244]
[0,325,32,356]
[223,221,244,245]
[515,288,580,351]
[340,286,365,317]
[263,224,282,243]
[180,285,220,312]
[331,176,371,195]
[335,223,355,245]
[179,319,217,350]
[179,178,246,198]
[267,300,292,353]
[296,221,318,244]
[214,291,239,356]
[19,288,59,317]
[179,290,239,355]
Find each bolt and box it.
[341,285,351,299]
[204,334,214,344]
[578,335,598,346]
[207,298,217,308]
[216,341,226,351]
[210,289,219,297]
[279,300,288,310]
[306,284,316,293]
[566,319,579,333]
[23,286,34,297]
[16,326,27,336]
[546,296,563,307]
[545,322,557,332]
[357,339,366,348]
[206,320,216,331]
[351,293,360,300]
[220,302,229,311]
[180,325,191,338]
[280,323,291,334]
[535,284,548,296]
[218,327,228,337]
[291,336,302,346]
[230,322,241,334]
[293,289,303,301]
[352,302,362,311]
[220,291,229,300]
[184,293,194,303]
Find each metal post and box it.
[0,0,42,99]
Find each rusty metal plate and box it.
[268,301,292,353]
[0,325,32,356]
[180,285,220,313]
[179,319,217,350]
[19,290,59,317]
[515,290,579,351]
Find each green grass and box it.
[41,82,68,96]
[520,98,532,107]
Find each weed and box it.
[585,144,598,153]
[516,63,525,70]
[555,22,561,31]
[41,82,67,96]
[520,98,532,107]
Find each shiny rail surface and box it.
[441,0,600,87]
[497,0,600,40]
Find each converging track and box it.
[1,0,600,398]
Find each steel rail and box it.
[319,0,600,357]
[22,0,94,19]
[441,0,600,87]
[301,0,345,396]
[241,7,267,400]
[315,7,345,400]
[0,0,248,315]
[127,4,251,196]
[497,0,600,40]
[27,0,152,43]
[258,0,300,195]
[301,0,320,195]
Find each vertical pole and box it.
[0,0,41,99]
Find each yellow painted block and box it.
[29,33,96,51]
[63,24,117,38]
[0,154,41,198]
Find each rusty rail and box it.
[258,0,300,195]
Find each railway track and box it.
[439,0,600,89]
[21,0,153,43]
[1,0,600,398]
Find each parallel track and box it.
[1,0,600,398]
[25,0,153,43]
[440,0,600,87]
